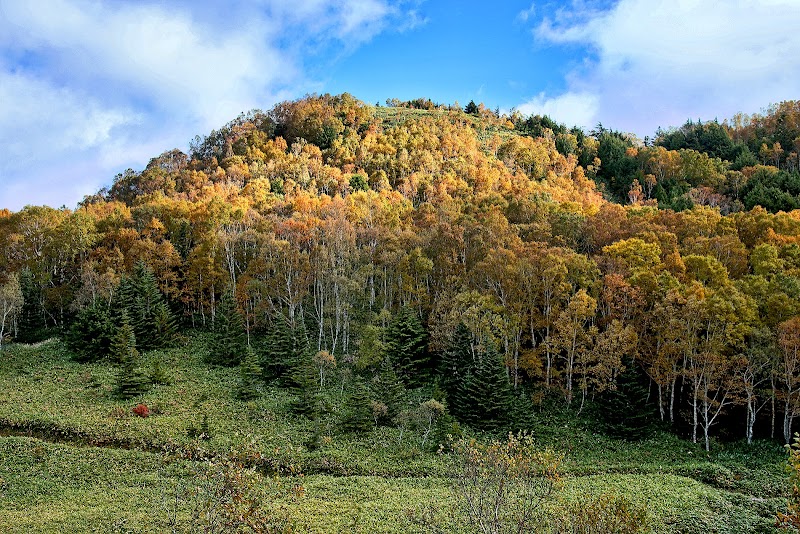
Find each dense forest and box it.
[3,94,800,457]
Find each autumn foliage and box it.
[3,95,800,450]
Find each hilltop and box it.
[1,94,800,531]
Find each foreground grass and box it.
[0,436,784,533]
[0,339,789,532]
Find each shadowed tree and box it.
[208,289,246,367]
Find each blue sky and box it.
[1,0,799,211]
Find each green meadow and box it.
[0,338,788,533]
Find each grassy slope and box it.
[0,339,788,532]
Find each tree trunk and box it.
[692,389,698,444]
[746,394,755,445]
[669,378,676,424]
[772,380,777,440]
[785,393,794,445]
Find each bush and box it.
[162,448,297,534]
[132,403,150,418]
[551,494,648,533]
[415,433,562,532]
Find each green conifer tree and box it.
[598,358,656,440]
[262,315,294,381]
[207,289,246,366]
[280,320,318,415]
[149,357,169,385]
[449,367,474,423]
[288,349,318,416]
[236,346,263,401]
[66,303,116,362]
[372,359,407,419]
[16,269,47,343]
[113,316,147,398]
[386,307,429,388]
[509,389,537,433]
[343,378,373,433]
[115,261,176,351]
[456,341,512,432]
[153,301,177,345]
[439,322,473,400]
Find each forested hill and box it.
[3,94,800,451]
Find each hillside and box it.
[2,94,800,531]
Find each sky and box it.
[1,0,799,211]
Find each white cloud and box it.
[0,71,137,156]
[0,0,415,210]
[0,1,292,130]
[516,91,599,129]
[527,0,800,135]
[516,3,536,23]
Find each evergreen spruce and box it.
[16,269,47,343]
[509,389,537,433]
[66,303,116,362]
[386,307,429,388]
[284,327,318,416]
[115,261,176,351]
[262,315,295,382]
[448,367,473,423]
[153,301,177,345]
[598,358,656,440]
[343,378,374,433]
[236,346,263,401]
[288,356,318,416]
[149,357,169,385]
[112,316,148,399]
[455,342,513,432]
[372,359,407,419]
[207,289,246,366]
[439,322,473,401]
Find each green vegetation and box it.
[0,339,789,532]
[3,94,800,531]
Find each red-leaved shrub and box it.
[132,403,150,418]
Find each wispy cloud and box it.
[0,0,420,210]
[521,0,800,136]
[516,3,536,23]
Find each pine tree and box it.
[284,325,318,416]
[372,359,407,419]
[16,269,47,343]
[598,358,656,440]
[66,303,116,362]
[262,315,294,382]
[449,367,474,423]
[386,307,429,388]
[236,346,263,401]
[207,289,245,367]
[456,342,513,432]
[153,301,177,345]
[113,316,147,399]
[115,261,176,351]
[439,322,473,401]
[343,378,373,433]
[509,389,537,433]
[149,357,169,385]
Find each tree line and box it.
[3,94,800,449]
